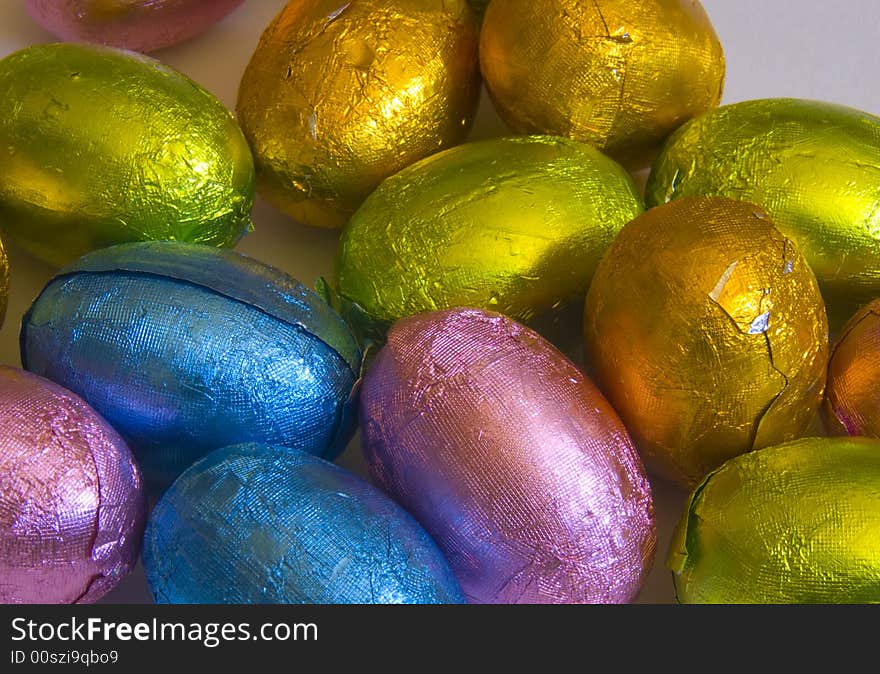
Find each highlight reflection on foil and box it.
[0,366,145,604]
[144,443,465,604]
[361,307,656,604]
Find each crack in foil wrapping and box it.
[667,437,880,603]
[143,443,464,604]
[24,0,245,53]
[0,366,145,604]
[0,43,255,266]
[236,0,481,229]
[584,197,828,488]
[646,98,880,330]
[360,308,656,604]
[479,0,725,168]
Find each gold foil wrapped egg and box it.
[668,437,880,604]
[646,99,880,330]
[824,299,880,436]
[236,0,482,229]
[336,135,644,340]
[479,0,725,168]
[0,43,255,266]
[584,197,828,488]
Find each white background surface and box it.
[0,0,877,604]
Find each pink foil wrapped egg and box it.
[0,366,145,604]
[25,0,244,53]
[360,308,656,604]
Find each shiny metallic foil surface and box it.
[361,308,656,604]
[0,366,145,604]
[0,43,255,266]
[144,443,465,604]
[236,0,481,229]
[646,98,880,331]
[336,135,643,340]
[0,235,8,328]
[584,197,829,488]
[479,0,725,168]
[668,437,880,604]
[21,242,361,491]
[24,0,244,53]
[824,299,880,436]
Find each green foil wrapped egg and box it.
[646,98,880,329]
[0,43,255,266]
[669,437,880,604]
[336,135,644,339]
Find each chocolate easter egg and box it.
[824,299,880,436]
[646,98,880,329]
[236,0,481,229]
[0,366,145,604]
[21,242,360,490]
[0,43,254,266]
[361,308,656,604]
[336,136,643,341]
[669,437,880,604]
[0,234,8,328]
[144,443,464,604]
[584,197,828,487]
[25,0,244,53]
[480,0,725,167]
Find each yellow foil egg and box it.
[0,43,255,266]
[236,0,482,229]
[584,197,828,488]
[335,135,644,341]
[824,299,880,437]
[479,0,725,168]
[646,99,880,330]
[668,437,880,604]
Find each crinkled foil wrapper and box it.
[0,366,145,604]
[144,443,465,604]
[584,197,829,488]
[21,242,361,490]
[237,0,481,229]
[646,98,880,331]
[824,299,880,436]
[0,43,254,266]
[668,436,880,604]
[0,235,8,328]
[361,308,656,604]
[480,0,725,168]
[336,135,643,341]
[24,0,244,53]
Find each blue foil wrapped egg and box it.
[143,443,465,604]
[21,242,361,489]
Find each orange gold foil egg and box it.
[824,299,880,436]
[479,0,725,168]
[584,197,828,487]
[236,0,482,229]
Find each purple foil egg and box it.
[25,0,244,53]
[360,308,656,604]
[0,366,145,604]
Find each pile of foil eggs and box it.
[1,0,879,605]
